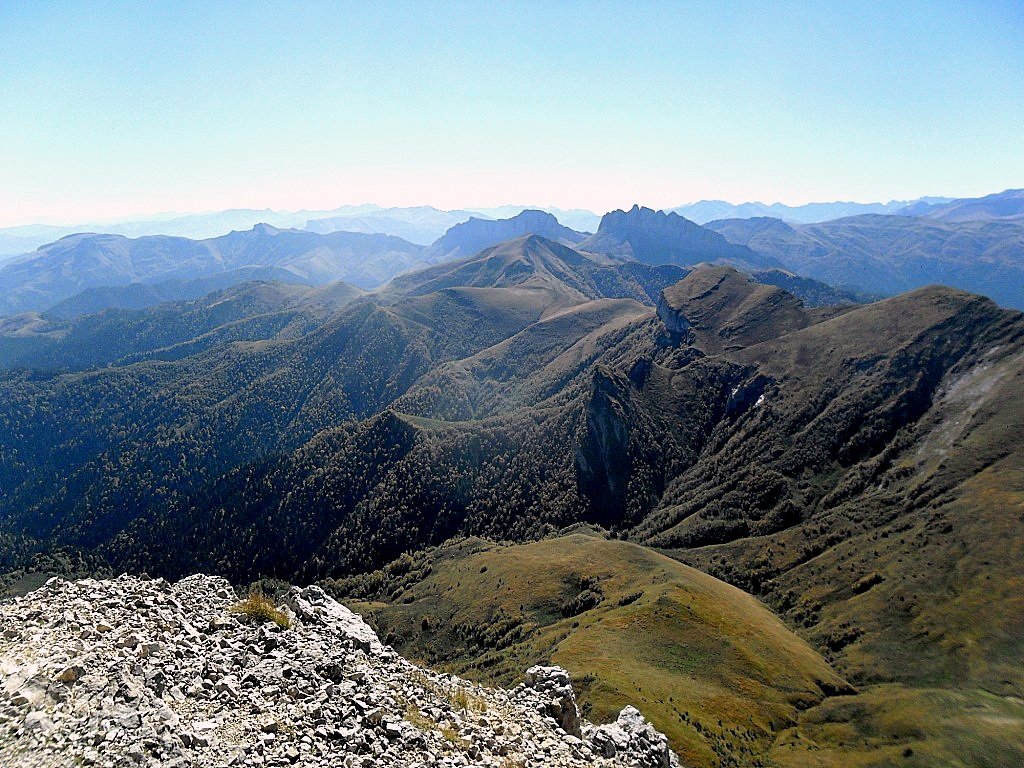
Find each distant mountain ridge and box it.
[7,191,1020,255]
[671,196,952,224]
[0,204,602,254]
[0,207,382,251]
[0,205,889,319]
[707,213,1024,309]
[7,195,1024,320]
[303,206,481,245]
[896,188,1024,222]
[0,226,424,315]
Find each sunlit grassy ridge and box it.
[335,527,1024,767]
[332,530,849,767]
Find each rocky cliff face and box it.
[0,574,678,768]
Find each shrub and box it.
[403,703,434,732]
[559,588,602,617]
[452,685,488,713]
[617,590,643,607]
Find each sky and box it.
[1,0,1022,226]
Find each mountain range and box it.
[6,190,1024,324]
[0,207,834,319]
[708,213,1024,309]
[0,227,1021,764]
[0,204,595,256]
[674,189,1024,225]
[5,190,1019,258]
[896,188,1024,222]
[0,226,424,316]
[671,198,938,224]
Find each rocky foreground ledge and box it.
[0,575,679,768]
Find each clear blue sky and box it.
[1,0,1022,224]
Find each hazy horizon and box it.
[2,1,1022,227]
[0,195,964,230]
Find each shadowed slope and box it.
[0,280,365,371]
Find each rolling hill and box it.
[333,531,851,768]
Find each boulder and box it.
[586,705,678,768]
[523,665,582,738]
[284,585,383,654]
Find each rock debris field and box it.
[0,574,679,767]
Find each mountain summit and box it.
[579,205,780,270]
[425,209,585,262]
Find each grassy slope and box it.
[667,290,1024,695]
[761,373,1024,766]
[647,287,1024,765]
[339,531,849,767]
[770,686,1024,768]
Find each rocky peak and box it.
[579,207,779,270]
[250,223,282,236]
[425,210,586,261]
[0,574,679,767]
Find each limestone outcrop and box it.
[0,574,679,768]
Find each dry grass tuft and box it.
[230,589,290,629]
[452,684,488,714]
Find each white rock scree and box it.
[0,574,679,767]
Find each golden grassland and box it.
[345,531,848,767]
[342,512,1024,767]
